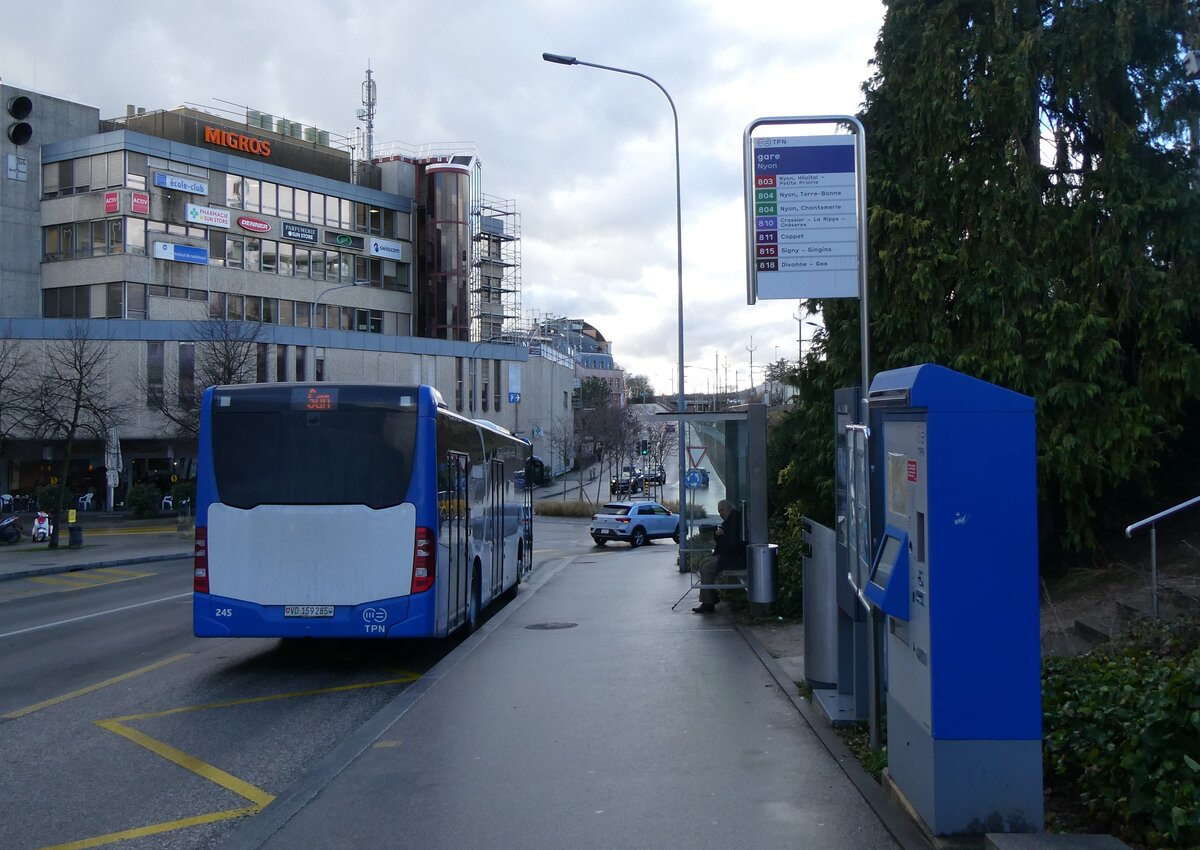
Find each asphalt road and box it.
[0,521,588,850]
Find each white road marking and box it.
[0,593,191,639]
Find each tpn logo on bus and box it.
[237,216,271,233]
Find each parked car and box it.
[590,500,680,548]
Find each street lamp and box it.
[542,51,687,541]
[310,280,367,380]
[800,320,823,361]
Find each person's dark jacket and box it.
[714,508,745,570]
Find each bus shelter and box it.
[661,405,772,608]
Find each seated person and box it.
[694,499,744,614]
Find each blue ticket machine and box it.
[865,364,1042,835]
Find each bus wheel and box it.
[503,546,523,601]
[466,562,482,633]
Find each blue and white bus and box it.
[193,383,532,639]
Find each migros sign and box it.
[203,126,271,158]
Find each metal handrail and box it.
[1124,495,1200,618]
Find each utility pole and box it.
[746,336,757,397]
[714,349,719,412]
[793,301,803,362]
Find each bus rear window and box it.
[211,409,417,508]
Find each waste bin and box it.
[68,525,83,548]
[746,543,779,605]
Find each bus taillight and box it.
[412,526,434,594]
[194,526,209,594]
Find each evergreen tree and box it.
[775,0,1200,554]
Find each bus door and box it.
[489,457,504,597]
[442,451,469,630]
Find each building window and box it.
[106,282,123,318]
[493,361,501,412]
[315,347,325,381]
[128,283,147,320]
[455,358,464,412]
[276,344,288,382]
[209,291,226,319]
[244,178,260,212]
[295,345,306,382]
[226,174,244,209]
[146,342,164,407]
[179,342,195,406]
[257,343,269,382]
[481,362,490,413]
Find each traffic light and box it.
[639,439,648,456]
[7,95,32,145]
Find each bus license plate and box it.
[284,605,334,618]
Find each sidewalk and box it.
[0,513,191,582]
[220,535,926,850]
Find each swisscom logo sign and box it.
[237,217,272,233]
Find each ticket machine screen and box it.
[871,534,903,589]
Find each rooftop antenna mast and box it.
[359,63,376,162]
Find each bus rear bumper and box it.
[194,594,418,638]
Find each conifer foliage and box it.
[777,0,1200,554]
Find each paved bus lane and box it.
[0,530,457,850]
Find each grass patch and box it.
[834,723,888,782]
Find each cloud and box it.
[2,0,882,395]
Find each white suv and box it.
[589,500,680,548]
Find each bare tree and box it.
[24,321,125,548]
[138,317,263,439]
[578,404,640,504]
[0,323,31,460]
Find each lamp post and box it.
[800,320,823,362]
[543,51,687,540]
[311,281,367,381]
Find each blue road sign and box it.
[684,469,703,489]
[509,392,521,403]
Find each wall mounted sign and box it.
[237,216,272,233]
[153,172,208,195]
[203,125,272,158]
[186,203,230,228]
[282,221,319,243]
[153,241,208,265]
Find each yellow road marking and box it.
[36,804,261,850]
[94,567,152,577]
[112,675,422,722]
[85,527,177,537]
[28,575,107,588]
[26,568,152,591]
[20,655,421,849]
[96,719,275,807]
[373,739,402,748]
[3,654,192,719]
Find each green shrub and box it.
[125,483,162,518]
[770,502,808,620]
[36,483,74,515]
[171,480,196,509]
[1043,616,1200,847]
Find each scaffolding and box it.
[472,194,522,343]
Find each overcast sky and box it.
[3,0,884,396]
